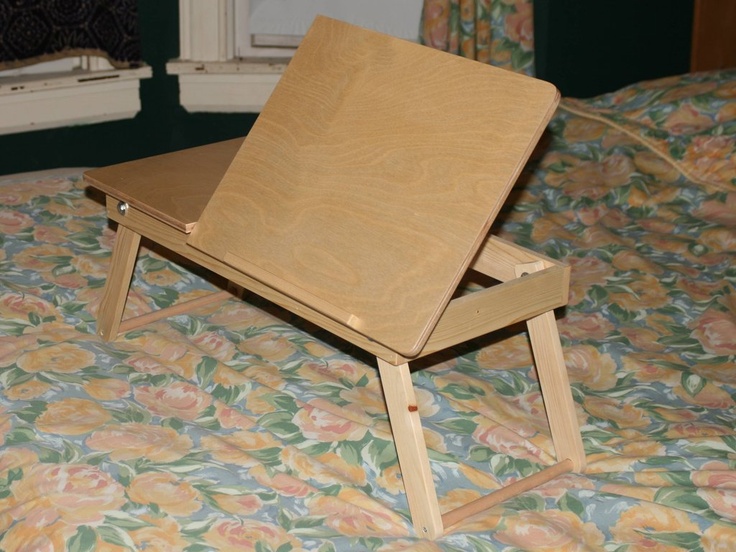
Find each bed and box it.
[2,18,736,552]
[0,66,733,551]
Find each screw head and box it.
[117,201,129,216]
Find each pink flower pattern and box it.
[0,69,735,549]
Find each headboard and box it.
[690,0,736,71]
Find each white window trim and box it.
[0,56,152,135]
[167,0,288,113]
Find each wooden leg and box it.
[526,310,586,471]
[516,262,586,472]
[97,225,141,341]
[377,358,444,539]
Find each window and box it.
[240,0,423,55]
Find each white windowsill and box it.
[0,65,152,135]
[167,58,287,113]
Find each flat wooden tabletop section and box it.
[188,16,559,357]
[84,138,244,233]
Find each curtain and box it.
[421,0,535,75]
[0,0,142,70]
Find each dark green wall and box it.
[534,0,694,98]
[0,1,697,175]
[0,1,258,176]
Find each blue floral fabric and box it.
[0,71,735,550]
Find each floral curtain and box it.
[421,0,535,75]
[0,0,142,70]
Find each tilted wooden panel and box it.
[188,16,559,357]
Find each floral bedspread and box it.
[1,71,735,551]
[562,69,736,193]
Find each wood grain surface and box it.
[188,16,560,357]
[84,138,244,232]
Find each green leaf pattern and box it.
[1,71,735,549]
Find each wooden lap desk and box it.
[84,16,586,539]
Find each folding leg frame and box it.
[97,202,585,540]
[97,223,232,341]
[376,260,585,539]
